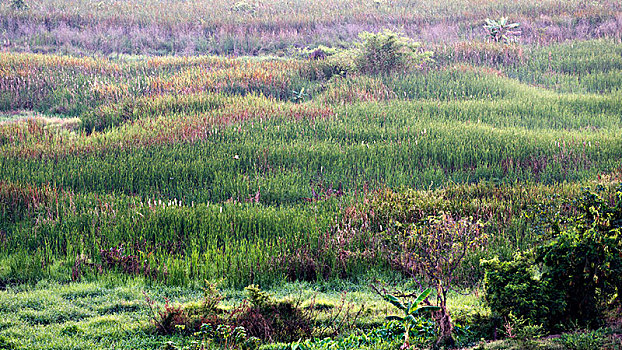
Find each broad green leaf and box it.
[384,295,406,310]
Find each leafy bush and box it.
[483,186,622,333]
[481,254,565,331]
[537,186,622,326]
[354,30,432,75]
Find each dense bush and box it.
[481,254,565,331]
[537,186,622,326]
[483,186,622,332]
[355,30,432,75]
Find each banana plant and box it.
[383,288,440,349]
[483,17,521,43]
[291,87,309,103]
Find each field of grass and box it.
[1,1,622,349]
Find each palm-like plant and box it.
[383,288,441,349]
[483,17,521,43]
[10,0,29,10]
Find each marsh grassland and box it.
[1,0,622,349]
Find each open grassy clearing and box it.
[0,278,484,350]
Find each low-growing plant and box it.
[554,329,606,350]
[195,323,261,350]
[144,293,188,335]
[373,287,440,349]
[282,321,408,350]
[502,312,544,350]
[9,0,28,10]
[235,285,313,343]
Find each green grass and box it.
[2,39,622,289]
[0,278,486,350]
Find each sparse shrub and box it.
[144,293,188,335]
[235,285,313,343]
[397,214,486,347]
[145,283,312,344]
[355,30,433,75]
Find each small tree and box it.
[355,29,432,75]
[398,214,486,347]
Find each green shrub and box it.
[355,30,432,75]
[481,254,565,332]
[537,186,622,327]
[483,185,622,332]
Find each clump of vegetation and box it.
[231,1,256,14]
[554,329,607,350]
[9,0,28,10]
[354,30,433,74]
[483,186,622,333]
[145,283,313,346]
[396,214,486,347]
[236,285,313,342]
